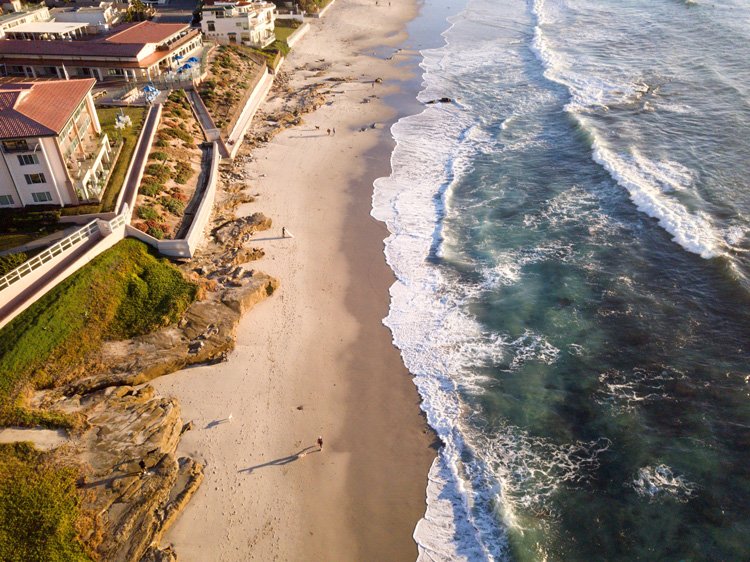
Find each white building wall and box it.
[1,138,67,206]
[202,4,275,47]
[0,152,21,208]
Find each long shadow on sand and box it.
[239,446,320,474]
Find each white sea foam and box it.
[630,464,697,502]
[530,0,728,260]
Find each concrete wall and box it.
[124,142,220,258]
[285,22,309,49]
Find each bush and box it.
[173,161,193,185]
[0,443,90,562]
[139,179,163,197]
[137,205,160,221]
[161,197,185,216]
[154,138,169,148]
[144,163,172,183]
[146,225,165,240]
[150,151,169,161]
[0,252,27,277]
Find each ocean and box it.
[373,0,750,560]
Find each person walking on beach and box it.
[282,226,287,238]
[332,127,336,135]
[317,436,324,451]
[327,128,331,136]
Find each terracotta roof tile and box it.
[0,78,95,139]
[104,21,188,44]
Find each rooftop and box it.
[0,78,95,139]
[104,21,187,44]
[7,21,89,34]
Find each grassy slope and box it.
[0,238,196,427]
[0,443,91,562]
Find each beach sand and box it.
[152,1,436,560]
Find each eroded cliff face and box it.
[30,212,279,561]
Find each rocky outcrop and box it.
[43,385,204,562]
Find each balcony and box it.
[67,133,113,202]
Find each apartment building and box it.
[0,78,112,208]
[201,1,276,48]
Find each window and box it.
[24,173,46,184]
[207,21,215,31]
[31,191,52,203]
[0,195,14,206]
[17,154,39,166]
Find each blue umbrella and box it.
[187,56,199,63]
[179,63,193,71]
[173,54,183,61]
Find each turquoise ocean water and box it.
[374,0,750,559]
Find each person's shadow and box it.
[239,446,320,474]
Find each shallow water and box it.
[375,0,750,559]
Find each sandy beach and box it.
[153,1,435,560]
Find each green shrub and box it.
[173,161,193,185]
[144,163,172,183]
[161,197,185,216]
[149,151,169,161]
[137,205,160,221]
[139,179,163,197]
[154,138,169,148]
[0,252,27,277]
[0,443,90,562]
[146,225,165,240]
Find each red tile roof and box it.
[0,78,95,139]
[104,21,188,44]
[0,39,145,58]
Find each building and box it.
[49,4,123,34]
[0,21,202,82]
[201,1,276,48]
[0,5,50,38]
[0,78,112,208]
[2,21,90,40]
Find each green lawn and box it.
[96,107,147,212]
[0,238,197,428]
[274,25,295,43]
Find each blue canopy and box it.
[143,85,157,92]
[173,54,183,60]
[187,56,199,63]
[179,63,193,71]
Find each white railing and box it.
[0,220,100,291]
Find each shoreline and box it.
[152,1,437,559]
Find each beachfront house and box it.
[0,78,113,208]
[201,1,276,48]
[0,21,202,82]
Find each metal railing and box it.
[0,220,100,291]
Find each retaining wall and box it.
[124,142,221,258]
[285,23,310,49]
